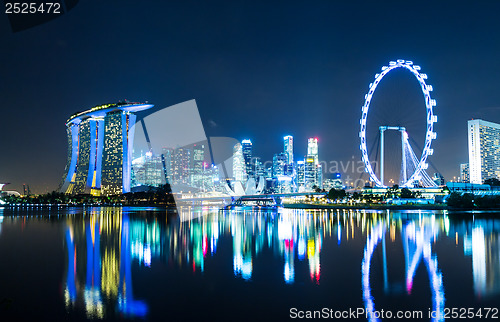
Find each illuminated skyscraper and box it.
[304,156,316,189]
[296,161,305,187]
[283,135,294,177]
[191,144,205,187]
[172,147,191,185]
[233,143,247,182]
[305,138,320,189]
[272,153,287,177]
[253,157,264,178]
[460,163,470,183]
[161,148,173,184]
[468,119,500,184]
[284,136,293,164]
[144,153,164,186]
[60,102,153,196]
[241,139,253,179]
[131,152,164,187]
[307,138,318,165]
[316,164,323,189]
[101,111,134,195]
[201,164,220,192]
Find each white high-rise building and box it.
[468,119,500,184]
[305,138,320,189]
[233,143,247,182]
[241,139,253,179]
[284,135,293,164]
[307,138,318,165]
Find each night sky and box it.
[1,1,500,193]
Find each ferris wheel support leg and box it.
[402,131,407,184]
[380,128,384,186]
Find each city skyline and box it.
[2,1,500,193]
[52,97,500,195]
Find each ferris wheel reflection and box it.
[362,219,445,322]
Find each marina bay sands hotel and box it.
[60,102,153,196]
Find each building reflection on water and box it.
[455,218,500,298]
[178,207,325,284]
[64,208,148,319]
[362,215,445,322]
[61,207,500,319]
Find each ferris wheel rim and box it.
[359,59,437,188]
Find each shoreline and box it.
[3,203,175,208]
[283,203,500,212]
[3,202,500,214]
[283,203,446,210]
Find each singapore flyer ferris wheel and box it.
[359,59,438,188]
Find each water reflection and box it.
[172,207,326,282]
[362,217,445,322]
[59,207,500,320]
[458,219,500,297]
[64,208,147,319]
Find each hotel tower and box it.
[468,119,500,184]
[60,102,153,196]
